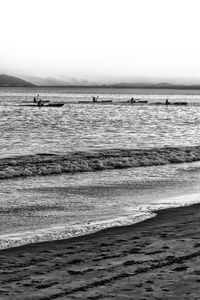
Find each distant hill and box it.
[24,78,200,89]
[24,76,93,86]
[107,82,200,89]
[0,74,35,87]
[1,74,200,89]
[108,82,174,88]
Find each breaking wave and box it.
[1,145,200,180]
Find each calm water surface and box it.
[1,87,200,158]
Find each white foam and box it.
[0,212,153,250]
[1,191,200,250]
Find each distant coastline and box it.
[1,74,200,89]
[24,84,200,90]
[0,74,35,87]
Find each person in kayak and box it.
[34,94,41,103]
[37,99,43,106]
[92,96,99,102]
[165,99,170,105]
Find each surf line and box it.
[0,145,200,179]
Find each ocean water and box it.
[1,87,200,249]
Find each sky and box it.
[1,0,200,84]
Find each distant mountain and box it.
[0,74,35,87]
[24,76,69,86]
[106,82,200,89]
[108,82,176,88]
[1,74,200,89]
[24,76,93,86]
[23,77,200,89]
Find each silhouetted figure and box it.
[165,99,170,105]
[92,96,99,102]
[33,96,37,103]
[130,97,136,103]
[37,99,43,106]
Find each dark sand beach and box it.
[1,204,200,299]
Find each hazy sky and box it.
[1,0,200,83]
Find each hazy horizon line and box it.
[1,73,200,87]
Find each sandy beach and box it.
[0,204,200,299]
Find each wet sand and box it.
[1,204,200,299]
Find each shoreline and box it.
[0,202,197,252]
[0,200,193,252]
[0,211,154,251]
[1,203,200,299]
[2,84,200,90]
[1,210,155,253]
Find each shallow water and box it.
[1,160,200,249]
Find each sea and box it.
[1,86,200,249]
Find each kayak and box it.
[126,100,148,104]
[172,102,188,106]
[78,100,113,104]
[21,103,65,107]
[40,103,64,107]
[152,102,188,106]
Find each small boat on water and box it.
[172,102,188,106]
[127,100,148,104]
[30,94,65,107]
[40,103,65,107]
[152,101,188,106]
[42,103,65,107]
[78,100,113,104]
[22,103,65,107]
